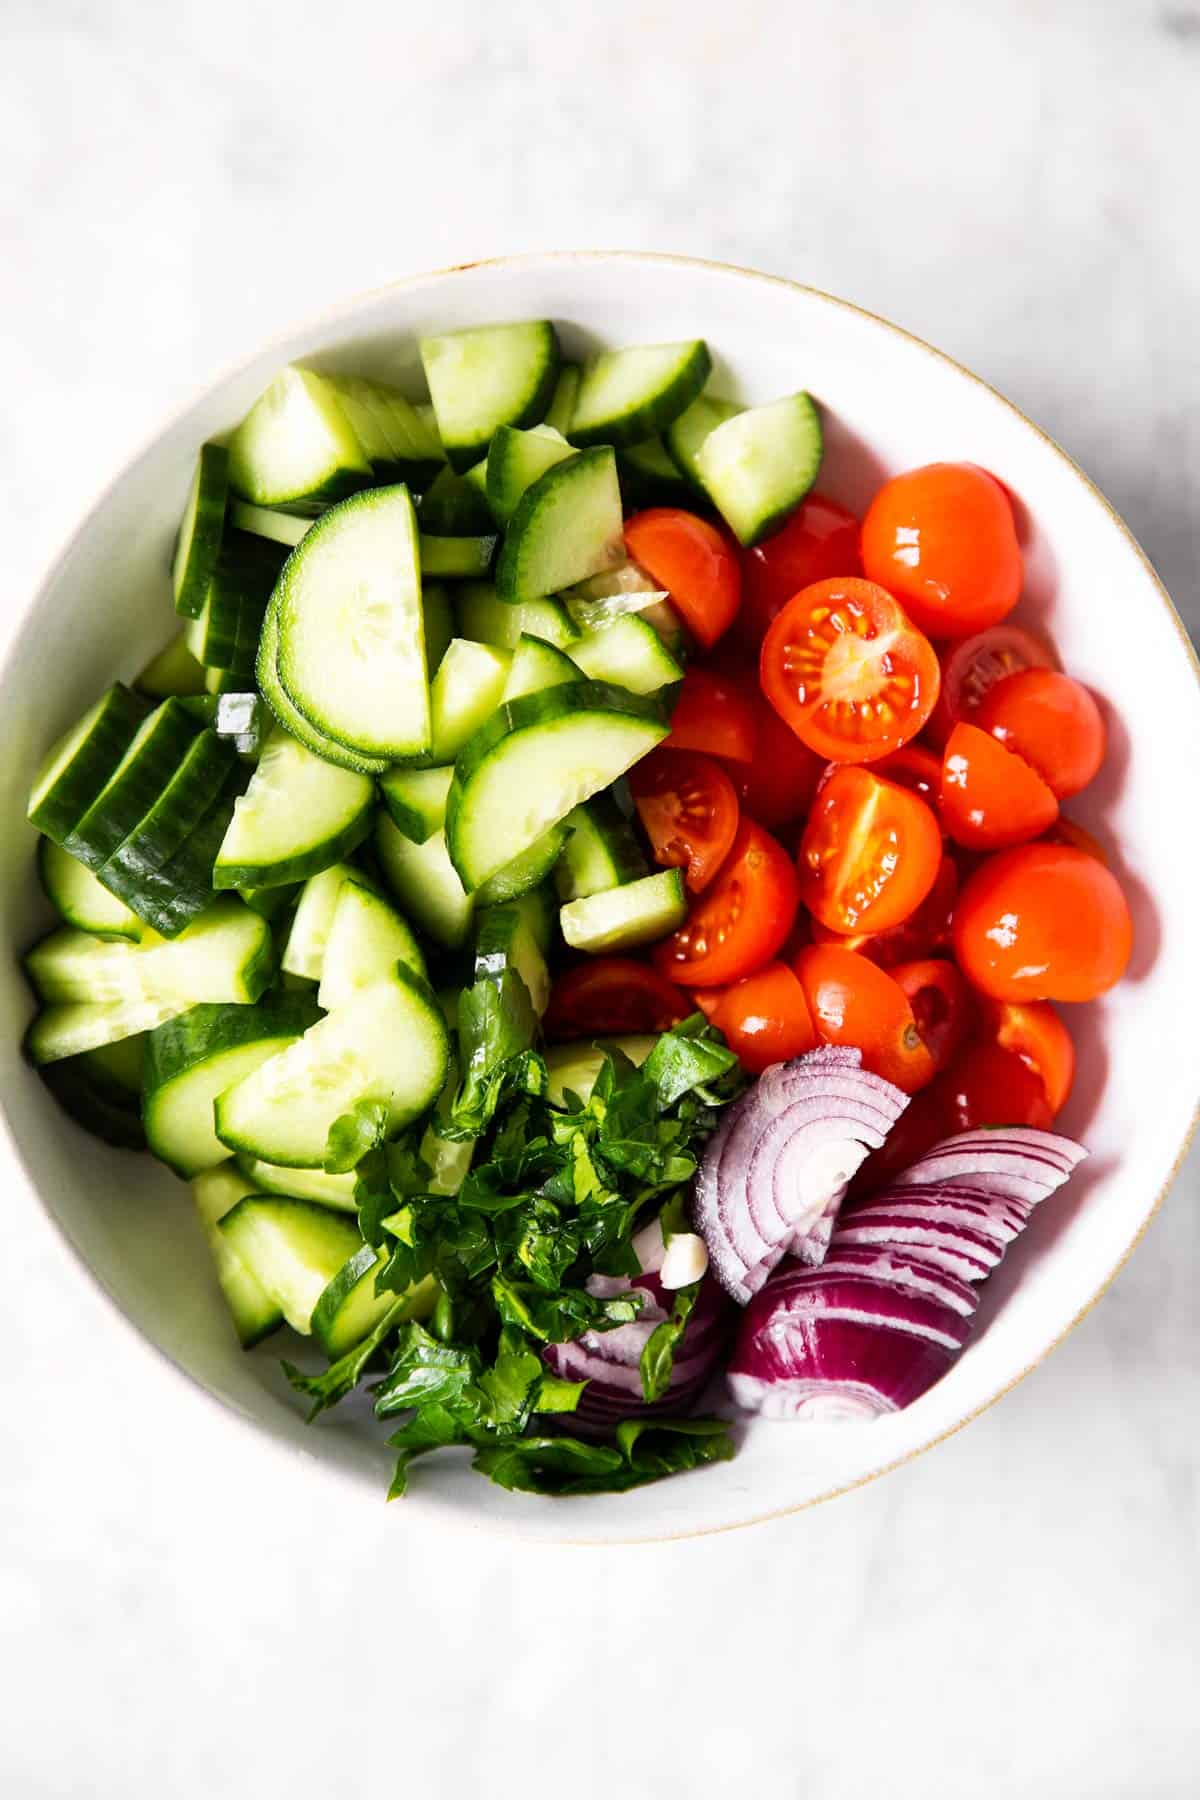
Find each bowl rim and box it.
[4,248,1199,1545]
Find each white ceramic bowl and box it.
[3,254,1198,1544]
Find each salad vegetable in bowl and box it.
[2,254,1197,1544]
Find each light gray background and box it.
[3,2,1197,1795]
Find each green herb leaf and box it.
[639,1280,700,1403]
[283,1294,413,1421]
[373,1322,481,1416]
[473,1417,735,1495]
[324,1097,390,1173]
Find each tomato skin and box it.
[890,958,975,1074]
[666,666,757,763]
[654,819,801,988]
[725,699,824,830]
[861,462,1022,639]
[624,508,741,649]
[1043,816,1107,863]
[872,745,944,812]
[941,721,1059,850]
[954,842,1133,1001]
[543,958,691,1042]
[629,748,739,893]
[799,766,942,936]
[979,998,1075,1114]
[925,625,1058,749]
[711,962,818,1075]
[793,944,936,1093]
[976,668,1106,800]
[760,577,941,763]
[738,494,861,647]
[809,852,958,967]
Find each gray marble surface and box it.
[2,2,1197,1795]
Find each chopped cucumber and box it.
[183,531,287,673]
[486,423,576,524]
[101,764,246,939]
[27,685,149,843]
[25,897,275,1009]
[501,633,579,703]
[38,839,144,942]
[215,965,449,1168]
[570,341,711,448]
[554,793,648,901]
[424,639,511,765]
[509,884,556,957]
[330,374,443,487]
[256,598,388,776]
[26,994,192,1064]
[561,561,669,632]
[544,362,581,436]
[217,1196,363,1334]
[235,1156,358,1212]
[135,634,208,700]
[559,869,687,953]
[317,879,426,1010]
[228,366,371,513]
[312,1252,435,1359]
[696,392,823,546]
[101,731,238,896]
[172,442,231,619]
[419,533,496,579]
[420,321,559,471]
[63,699,202,872]
[281,863,368,980]
[276,486,429,761]
[144,996,321,1178]
[445,680,668,891]
[228,499,311,547]
[237,882,299,921]
[664,393,741,494]
[418,465,495,536]
[617,435,694,507]
[39,1055,146,1152]
[472,827,568,905]
[455,581,579,651]
[416,1066,474,1198]
[375,814,474,951]
[193,1165,283,1348]
[568,615,684,695]
[378,766,453,844]
[214,729,374,890]
[475,900,551,1016]
[85,1033,146,1097]
[422,582,454,675]
[495,448,624,603]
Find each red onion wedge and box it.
[692,1047,909,1304]
[729,1313,958,1421]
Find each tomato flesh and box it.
[760,578,940,763]
[925,624,1057,749]
[654,819,800,988]
[954,842,1133,1001]
[890,958,974,1074]
[543,958,691,1042]
[941,721,1058,850]
[977,668,1106,800]
[799,766,942,936]
[793,944,935,1093]
[624,508,741,650]
[666,666,757,763]
[979,998,1075,1114]
[711,962,818,1075]
[629,748,739,892]
[738,493,861,646]
[809,852,958,967]
[861,462,1022,639]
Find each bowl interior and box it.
[2,254,1197,1543]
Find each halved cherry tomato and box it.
[954,842,1133,1001]
[724,698,824,830]
[941,721,1058,850]
[861,463,1022,639]
[629,748,739,892]
[890,958,975,1073]
[809,852,959,967]
[624,508,741,649]
[738,494,861,647]
[925,624,1058,749]
[543,958,691,1042]
[654,819,800,988]
[760,578,940,763]
[688,987,726,1021]
[799,765,942,938]
[978,998,1075,1114]
[872,744,944,812]
[666,666,757,763]
[977,668,1106,800]
[711,962,818,1075]
[793,944,936,1093]
[1044,816,1107,862]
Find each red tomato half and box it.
[809,852,959,967]
[977,668,1106,800]
[629,748,739,892]
[624,508,741,650]
[890,958,975,1074]
[793,944,935,1093]
[711,962,818,1075]
[954,842,1133,1001]
[925,624,1058,749]
[940,722,1059,850]
[861,462,1022,639]
[666,666,758,763]
[978,998,1075,1115]
[725,698,824,830]
[799,766,942,936]
[760,578,940,763]
[654,820,800,988]
[543,959,691,1042]
[738,494,861,647]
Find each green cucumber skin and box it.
[143,997,323,1099]
[63,700,204,872]
[418,466,496,537]
[255,600,390,778]
[555,794,649,901]
[419,533,497,579]
[100,732,238,889]
[544,363,581,437]
[472,828,568,906]
[494,448,623,605]
[697,393,824,547]
[38,839,143,942]
[28,686,150,843]
[663,394,741,492]
[135,635,209,700]
[378,766,452,845]
[212,801,374,892]
[570,342,712,449]
[39,1058,146,1152]
[420,321,560,472]
[187,531,288,672]
[100,765,248,938]
[173,443,231,620]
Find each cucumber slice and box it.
[559,869,686,953]
[326,376,399,478]
[570,341,712,448]
[486,424,576,525]
[420,321,559,471]
[446,681,668,891]
[215,966,449,1169]
[63,700,202,871]
[100,731,238,892]
[378,766,453,844]
[135,634,208,700]
[276,486,429,760]
[102,764,246,938]
[214,729,374,890]
[375,814,474,951]
[664,393,741,493]
[472,827,568,906]
[696,392,823,546]
[424,639,511,765]
[256,599,388,776]
[637,597,689,655]
[509,884,556,957]
[184,531,287,672]
[235,1156,358,1212]
[317,880,426,1010]
[617,435,694,507]
[144,996,322,1177]
[28,685,149,842]
[422,582,454,675]
[193,1165,283,1347]
[25,896,275,1008]
[85,1033,146,1097]
[26,995,190,1065]
[38,839,143,942]
[475,900,551,1016]
[419,533,496,579]
[568,615,684,695]
[460,459,490,502]
[204,666,244,695]
[238,883,299,921]
[455,581,579,651]
[217,1196,363,1334]
[172,443,231,619]
[544,362,581,437]
[228,500,312,548]
[495,448,624,603]
[312,1253,435,1359]
[228,366,372,513]
[39,1056,146,1151]
[545,1035,656,1106]
[331,375,444,487]
[554,794,649,901]
[418,465,495,536]
[501,633,579,703]
[280,863,364,980]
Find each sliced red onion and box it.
[790,1192,841,1265]
[830,1213,1000,1280]
[692,1047,909,1304]
[812,1246,979,1318]
[748,1266,971,1351]
[729,1313,957,1420]
[889,1128,1086,1196]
